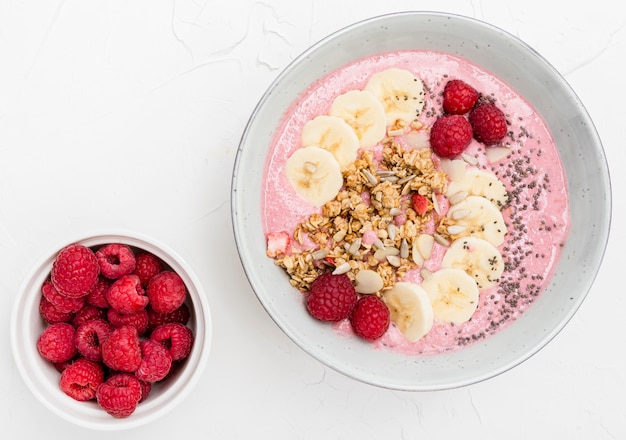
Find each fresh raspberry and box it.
[161,360,183,382]
[106,274,148,314]
[101,325,142,372]
[37,323,77,363]
[86,276,111,309]
[95,244,136,279]
[39,296,74,324]
[429,114,473,158]
[53,358,76,373]
[59,358,104,401]
[411,193,429,216]
[107,308,149,335]
[96,373,142,418]
[138,380,152,403]
[469,103,508,145]
[305,272,357,322]
[51,244,100,298]
[41,280,85,313]
[349,295,390,341]
[74,318,112,361]
[147,303,190,332]
[442,79,479,115]
[150,323,193,361]
[146,271,187,314]
[135,339,172,382]
[72,305,107,328]
[133,252,164,286]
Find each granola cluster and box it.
[273,135,448,292]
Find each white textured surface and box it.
[0,1,623,438]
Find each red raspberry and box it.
[107,308,149,335]
[59,358,104,401]
[72,305,107,328]
[95,244,136,279]
[96,373,142,418]
[138,380,152,403]
[101,325,142,372]
[74,318,112,361]
[39,296,74,324]
[37,323,77,363]
[51,244,100,298]
[349,295,390,341]
[442,79,479,115]
[306,273,357,322]
[106,274,148,314]
[150,323,193,361]
[53,358,76,373]
[469,103,508,145]
[133,252,164,286]
[146,271,187,314]
[86,276,111,309]
[162,360,184,382]
[147,303,190,332]
[41,280,85,313]
[429,114,473,158]
[411,193,429,216]
[135,339,172,382]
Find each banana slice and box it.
[365,68,426,126]
[383,282,434,342]
[422,268,480,324]
[329,89,386,149]
[445,195,507,247]
[284,146,343,207]
[301,115,360,170]
[446,168,508,209]
[441,237,504,290]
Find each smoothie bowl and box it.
[231,12,610,390]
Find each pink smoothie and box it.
[262,50,570,355]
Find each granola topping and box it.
[275,136,447,292]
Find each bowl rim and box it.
[10,229,213,429]
[231,11,612,390]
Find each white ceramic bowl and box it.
[10,231,212,429]
[232,12,611,390]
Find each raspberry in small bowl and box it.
[10,232,212,430]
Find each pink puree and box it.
[262,50,570,355]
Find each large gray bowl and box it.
[231,12,611,390]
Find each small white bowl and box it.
[10,231,212,430]
[232,12,611,390]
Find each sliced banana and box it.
[445,195,507,247]
[301,115,360,170]
[446,168,508,209]
[384,282,434,342]
[284,145,343,207]
[365,68,426,126]
[329,89,386,149]
[441,237,504,290]
[422,268,479,324]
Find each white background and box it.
[1,0,623,438]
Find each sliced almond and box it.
[485,146,512,163]
[439,159,467,182]
[415,233,435,260]
[354,269,384,294]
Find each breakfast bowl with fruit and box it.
[231,12,611,391]
[10,232,212,429]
